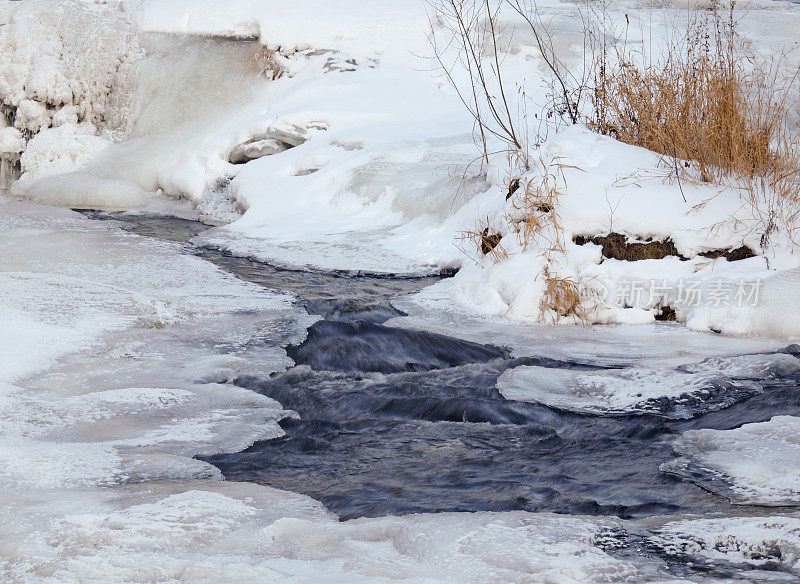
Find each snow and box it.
[3,479,664,584]
[665,416,800,505]
[0,126,24,156]
[0,200,695,584]
[2,1,800,581]
[1,0,799,336]
[138,0,430,58]
[0,195,311,489]
[650,515,800,575]
[390,290,785,363]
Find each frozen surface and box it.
[390,292,785,364]
[665,416,800,505]
[0,195,313,491]
[650,514,800,576]
[497,352,800,416]
[3,485,665,584]
[0,196,776,584]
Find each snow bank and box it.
[406,123,800,336]
[0,0,141,181]
[3,0,800,338]
[138,0,426,58]
[664,415,800,505]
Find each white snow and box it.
[1,0,799,336]
[666,416,800,505]
[3,1,800,581]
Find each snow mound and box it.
[0,0,141,184]
[663,416,800,505]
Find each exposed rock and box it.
[323,56,378,74]
[293,166,322,176]
[229,138,290,164]
[228,123,327,164]
[699,246,756,262]
[506,177,520,200]
[574,233,758,263]
[480,228,502,255]
[655,305,677,321]
[573,233,685,261]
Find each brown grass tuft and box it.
[255,47,287,80]
[511,156,571,251]
[539,266,586,324]
[511,156,588,325]
[592,2,800,240]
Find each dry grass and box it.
[461,224,509,263]
[507,156,588,324]
[540,267,587,324]
[594,49,784,183]
[592,2,800,240]
[255,47,287,80]
[511,156,570,251]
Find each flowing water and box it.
[81,212,800,533]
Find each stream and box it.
[80,212,800,533]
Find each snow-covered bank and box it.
[2,0,800,337]
[389,293,795,416]
[1,0,486,273]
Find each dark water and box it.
[84,212,800,526]
[203,359,800,521]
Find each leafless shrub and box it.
[428,0,591,165]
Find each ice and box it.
[649,515,800,575]
[497,352,800,416]
[2,486,659,584]
[390,290,785,364]
[0,196,314,492]
[14,33,267,211]
[664,416,800,505]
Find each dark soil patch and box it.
[573,233,685,261]
[574,233,756,263]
